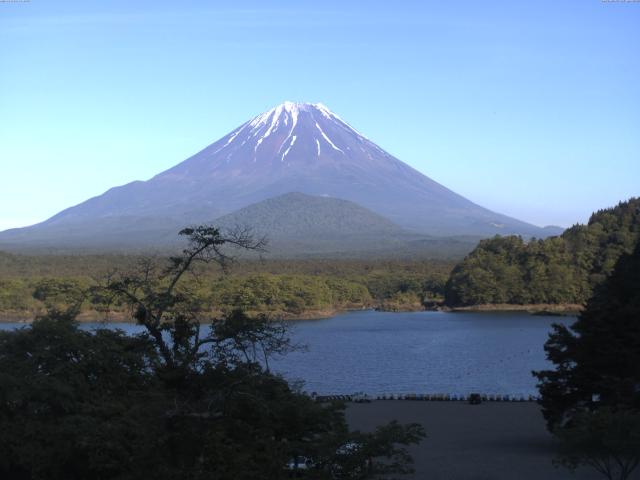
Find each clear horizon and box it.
[1,0,639,231]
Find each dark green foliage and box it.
[0,314,343,480]
[534,240,640,430]
[0,256,454,318]
[210,274,372,314]
[0,314,162,480]
[0,226,425,479]
[445,198,640,306]
[0,278,38,311]
[533,236,640,479]
[553,408,640,480]
[32,278,86,315]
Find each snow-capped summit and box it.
[188,101,371,168]
[249,101,342,125]
[0,101,561,250]
[156,100,410,189]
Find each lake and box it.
[0,310,572,397]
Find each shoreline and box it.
[444,303,583,315]
[0,307,366,323]
[0,302,583,323]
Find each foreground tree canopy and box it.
[534,239,640,429]
[445,198,640,306]
[0,226,425,480]
[534,240,640,480]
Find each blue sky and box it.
[1,0,638,230]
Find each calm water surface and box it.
[0,310,572,396]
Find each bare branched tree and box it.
[102,225,268,372]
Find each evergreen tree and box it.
[534,240,640,430]
[0,226,425,480]
[445,198,640,307]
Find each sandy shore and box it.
[346,401,632,480]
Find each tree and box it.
[553,408,640,480]
[0,225,425,480]
[444,198,640,307]
[534,241,640,429]
[534,241,640,479]
[0,313,162,480]
[32,278,86,317]
[100,225,269,375]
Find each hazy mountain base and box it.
[0,193,481,258]
[0,234,479,260]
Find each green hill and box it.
[444,198,640,307]
[214,192,404,238]
[213,192,477,258]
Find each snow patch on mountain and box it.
[240,101,356,160]
[281,135,297,161]
[315,121,344,154]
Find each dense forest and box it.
[445,198,640,307]
[533,237,640,480]
[0,255,453,320]
[3,199,638,318]
[0,227,425,479]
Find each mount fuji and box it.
[0,101,561,252]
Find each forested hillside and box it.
[444,198,640,307]
[209,192,480,258]
[0,256,452,319]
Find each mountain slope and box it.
[0,101,561,252]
